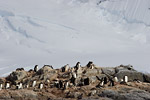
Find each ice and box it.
[0,10,14,17]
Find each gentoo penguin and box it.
[120,79,124,82]
[75,62,81,70]
[87,61,94,69]
[26,84,29,88]
[5,82,10,89]
[100,81,104,87]
[114,77,118,82]
[124,76,128,83]
[64,82,69,89]
[32,81,36,87]
[34,65,38,72]
[39,83,43,89]
[16,83,23,89]
[19,83,23,89]
[0,84,3,90]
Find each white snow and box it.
[0,0,150,76]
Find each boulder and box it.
[83,68,102,76]
[101,67,116,76]
[7,70,27,83]
[143,74,150,82]
[66,92,83,99]
[115,70,144,82]
[6,90,38,100]
[99,88,150,100]
[115,64,135,73]
[89,76,98,84]
[37,65,55,75]
[80,76,98,86]
[31,65,57,81]
[98,90,119,99]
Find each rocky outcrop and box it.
[7,70,27,83]
[0,62,150,100]
[115,70,144,82]
[102,67,116,76]
[143,74,150,83]
[99,88,150,100]
[36,65,54,75]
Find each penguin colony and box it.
[0,61,129,90]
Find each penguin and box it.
[58,80,63,89]
[19,83,23,89]
[64,82,69,90]
[0,84,3,90]
[120,79,124,82]
[72,73,77,79]
[5,82,10,89]
[39,83,43,89]
[64,64,69,72]
[70,73,77,86]
[124,76,128,83]
[32,81,36,87]
[75,62,81,70]
[26,84,29,88]
[55,81,59,88]
[114,77,118,82]
[109,79,114,86]
[17,83,23,89]
[86,61,94,69]
[46,79,50,83]
[100,80,104,87]
[104,77,108,84]
[34,65,38,72]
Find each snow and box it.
[0,0,150,76]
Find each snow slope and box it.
[0,0,150,76]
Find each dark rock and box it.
[66,92,83,99]
[117,90,150,100]
[37,65,54,75]
[115,70,144,82]
[143,74,150,82]
[96,74,108,84]
[88,76,98,84]
[84,69,102,76]
[98,90,119,99]
[102,67,116,76]
[115,64,135,73]
[7,70,27,83]
[84,77,90,85]
[99,88,150,100]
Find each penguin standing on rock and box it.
[5,82,10,89]
[32,81,36,87]
[123,76,128,83]
[75,62,81,70]
[0,84,3,90]
[34,65,38,72]
[39,83,44,89]
[86,61,94,69]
